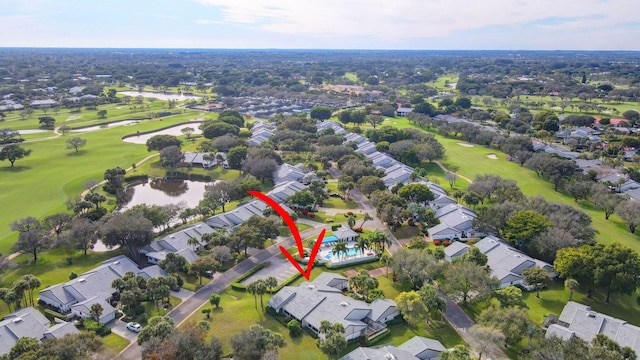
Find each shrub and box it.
[135,313,148,325]
[442,240,452,246]
[287,319,302,337]
[331,225,341,231]
[69,272,78,280]
[433,240,442,245]
[83,318,101,332]
[44,308,68,322]
[354,227,363,233]
[135,304,145,316]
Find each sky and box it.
[1,0,639,50]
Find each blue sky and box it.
[1,0,639,49]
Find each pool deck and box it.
[317,240,377,265]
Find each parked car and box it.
[127,322,142,333]
[329,193,341,198]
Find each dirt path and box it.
[434,160,474,184]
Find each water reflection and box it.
[120,179,210,210]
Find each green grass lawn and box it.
[186,287,324,359]
[0,247,125,316]
[391,225,422,240]
[523,280,640,327]
[0,111,206,254]
[142,296,182,321]
[186,265,463,360]
[101,333,130,353]
[381,117,640,252]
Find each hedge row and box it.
[364,329,391,346]
[44,308,68,322]
[322,257,379,270]
[124,174,149,183]
[230,263,265,290]
[165,171,212,182]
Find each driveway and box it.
[239,256,300,285]
[109,319,140,343]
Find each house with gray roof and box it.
[382,164,414,188]
[248,120,276,146]
[427,204,477,240]
[268,273,399,341]
[38,255,166,324]
[547,301,640,355]
[140,222,215,264]
[474,236,555,288]
[205,182,299,230]
[444,241,470,262]
[340,336,445,360]
[333,226,360,242]
[273,163,308,184]
[356,141,377,155]
[183,151,225,168]
[344,133,367,144]
[396,107,414,117]
[0,307,79,356]
[367,151,397,169]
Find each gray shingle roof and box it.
[548,301,640,355]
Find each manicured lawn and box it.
[0,248,125,317]
[101,333,130,353]
[311,211,362,224]
[523,280,640,327]
[0,111,203,254]
[185,287,325,359]
[322,197,360,210]
[391,225,421,240]
[142,296,182,320]
[381,117,640,253]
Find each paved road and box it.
[116,226,326,360]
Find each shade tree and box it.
[0,144,32,167]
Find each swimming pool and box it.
[324,247,360,259]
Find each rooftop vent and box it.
[340,301,349,307]
[307,285,316,289]
[112,261,120,265]
[77,278,86,283]
[12,317,23,323]
[588,312,597,318]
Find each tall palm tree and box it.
[360,213,373,228]
[379,253,392,278]
[332,242,348,260]
[564,278,579,301]
[247,282,258,310]
[265,276,278,296]
[345,213,357,229]
[355,237,370,256]
[21,275,41,306]
[367,229,391,254]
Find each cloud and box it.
[195,19,224,25]
[193,0,639,41]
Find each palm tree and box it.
[332,242,348,260]
[265,276,278,296]
[254,280,268,310]
[379,253,392,278]
[367,229,391,254]
[187,237,200,251]
[564,278,579,301]
[21,275,41,306]
[12,280,28,309]
[360,213,373,228]
[345,213,357,229]
[90,303,103,321]
[355,237,369,256]
[247,282,259,310]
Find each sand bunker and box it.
[487,154,498,160]
[66,116,82,121]
[457,142,474,147]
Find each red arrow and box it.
[248,190,325,280]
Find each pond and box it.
[119,91,201,101]
[92,178,213,253]
[120,178,213,210]
[122,123,203,144]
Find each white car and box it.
[126,322,142,333]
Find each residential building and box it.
[38,255,166,324]
[332,226,360,242]
[341,336,445,360]
[0,307,79,356]
[475,236,555,288]
[183,151,224,168]
[140,222,215,264]
[396,107,414,117]
[427,204,477,240]
[268,273,399,341]
[547,301,640,355]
